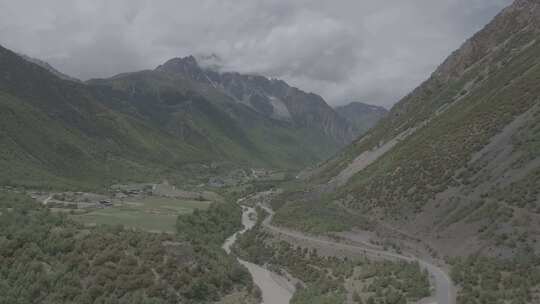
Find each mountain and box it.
[334,102,388,137]
[19,54,80,82]
[153,56,355,145]
[88,56,355,166]
[0,45,220,189]
[277,0,540,258]
[0,45,353,189]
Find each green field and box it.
[71,196,212,233]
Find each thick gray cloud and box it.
[0,0,512,107]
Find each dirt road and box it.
[259,205,456,304]
[42,195,53,205]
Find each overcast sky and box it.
[0,0,512,107]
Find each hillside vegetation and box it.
[0,43,353,190]
[0,191,257,304]
[335,102,388,137]
[0,46,214,190]
[233,208,430,304]
[277,0,540,257]
[268,2,540,303]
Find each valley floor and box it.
[223,206,295,304]
[261,204,455,304]
[232,190,455,304]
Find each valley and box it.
[259,203,455,304]
[223,205,295,304]
[32,182,218,233]
[2,1,540,303]
[229,190,450,304]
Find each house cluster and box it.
[111,183,154,198]
[98,200,113,208]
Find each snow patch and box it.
[269,97,292,120]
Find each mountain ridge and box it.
[275,0,540,260]
[19,54,81,83]
[334,101,388,137]
[0,44,356,188]
[151,55,356,145]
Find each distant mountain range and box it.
[0,45,386,188]
[334,102,388,137]
[88,55,358,166]
[278,0,540,259]
[19,54,81,83]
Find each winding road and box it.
[258,204,456,304]
[42,195,53,205]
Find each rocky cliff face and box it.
[83,54,357,169]
[312,0,540,182]
[279,0,540,258]
[155,56,356,146]
[335,102,388,137]
[435,0,540,83]
[0,42,357,188]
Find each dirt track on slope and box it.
[259,204,456,304]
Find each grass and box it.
[71,196,211,233]
[279,25,540,236]
[0,190,256,304]
[234,208,430,304]
[0,43,347,191]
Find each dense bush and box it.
[234,208,430,304]
[0,192,253,304]
[176,201,242,245]
[450,255,540,304]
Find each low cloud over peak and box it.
[0,0,512,107]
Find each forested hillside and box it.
[0,45,214,189]
[90,55,356,168]
[0,44,355,189]
[335,102,388,137]
[267,2,540,302]
[0,191,257,304]
[278,0,540,258]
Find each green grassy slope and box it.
[275,0,540,257]
[89,67,342,169]
[0,89,213,189]
[342,36,540,216]
[0,43,343,189]
[0,191,256,304]
[0,46,218,189]
[309,2,540,184]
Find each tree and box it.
[352,290,363,303]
